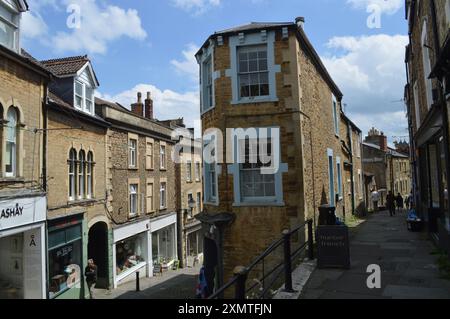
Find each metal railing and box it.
[209,219,314,299]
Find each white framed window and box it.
[78,150,85,199]
[160,182,167,209]
[146,182,154,213]
[160,145,166,170]
[202,57,213,112]
[413,81,421,129]
[328,149,335,206]
[196,192,201,214]
[186,161,192,182]
[129,138,137,168]
[421,20,433,110]
[0,4,19,52]
[85,86,94,113]
[68,148,77,201]
[75,81,83,110]
[195,162,201,181]
[5,107,17,177]
[129,184,138,217]
[86,151,93,199]
[239,139,275,202]
[238,45,269,99]
[146,139,154,170]
[332,96,339,136]
[336,157,342,200]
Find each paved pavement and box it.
[93,265,201,299]
[300,210,450,299]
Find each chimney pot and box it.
[295,17,305,28]
[137,92,142,103]
[144,91,154,120]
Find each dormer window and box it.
[0,2,20,52]
[74,79,95,115]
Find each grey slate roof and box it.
[40,55,89,77]
[215,22,293,35]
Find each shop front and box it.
[0,194,47,299]
[113,219,150,288]
[151,213,178,271]
[47,214,85,299]
[185,221,204,268]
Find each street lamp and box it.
[188,197,196,218]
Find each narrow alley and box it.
[301,211,450,299]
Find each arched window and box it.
[78,150,85,199]
[5,107,18,177]
[69,148,77,200]
[87,151,94,198]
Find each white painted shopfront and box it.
[112,213,177,288]
[0,195,47,299]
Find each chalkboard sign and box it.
[317,226,350,269]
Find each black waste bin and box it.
[319,205,337,226]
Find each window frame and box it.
[68,148,77,201]
[129,138,137,169]
[202,57,214,112]
[78,150,85,200]
[86,151,94,199]
[129,183,139,218]
[336,157,343,200]
[160,182,167,210]
[332,96,339,137]
[146,138,154,170]
[195,162,201,182]
[146,181,154,214]
[0,3,19,52]
[186,160,192,182]
[160,144,166,170]
[328,149,335,207]
[74,80,84,110]
[5,107,18,178]
[237,45,269,100]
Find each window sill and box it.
[233,201,285,207]
[0,177,25,183]
[204,200,219,207]
[160,168,167,171]
[67,198,97,206]
[201,106,216,116]
[128,167,138,171]
[231,97,279,105]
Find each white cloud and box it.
[322,34,409,142]
[23,0,147,55]
[346,0,403,15]
[21,11,48,38]
[100,84,201,136]
[171,0,221,15]
[170,43,200,83]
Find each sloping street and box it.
[301,211,450,299]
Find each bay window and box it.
[238,46,269,98]
[0,4,19,52]
[5,107,17,177]
[239,139,275,201]
[202,57,213,111]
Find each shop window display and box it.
[48,225,82,299]
[152,225,176,266]
[116,234,146,276]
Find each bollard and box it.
[283,229,295,293]
[234,266,248,300]
[136,271,140,292]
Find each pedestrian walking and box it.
[371,189,380,212]
[85,259,98,299]
[396,193,404,214]
[386,191,396,217]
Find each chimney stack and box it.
[131,92,144,117]
[145,91,154,120]
[295,17,305,29]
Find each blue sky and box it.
[22,0,408,142]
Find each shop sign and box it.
[0,196,46,231]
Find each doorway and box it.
[88,222,109,289]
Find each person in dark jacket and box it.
[386,191,396,217]
[85,259,98,299]
[396,193,404,214]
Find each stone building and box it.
[40,55,112,299]
[404,0,450,251]
[0,0,52,299]
[362,128,411,210]
[159,118,204,269]
[339,112,365,218]
[96,92,178,288]
[196,18,364,289]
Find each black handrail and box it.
[209,219,314,299]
